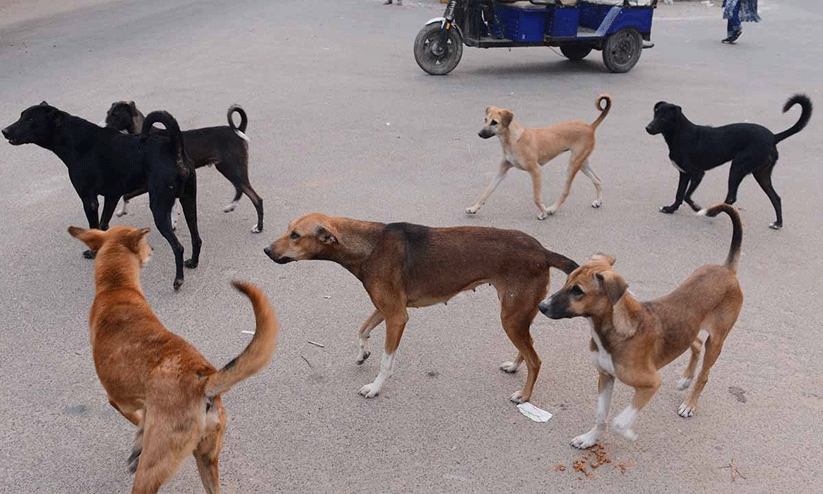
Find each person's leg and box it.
[726,1,742,40]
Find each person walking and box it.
[722,0,760,44]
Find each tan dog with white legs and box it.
[466,94,611,219]
[69,225,279,493]
[264,213,578,402]
[538,203,743,448]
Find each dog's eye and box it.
[289,231,300,240]
[490,120,498,126]
[570,285,584,296]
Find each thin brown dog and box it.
[539,203,743,448]
[264,213,578,402]
[69,225,279,494]
[467,94,611,219]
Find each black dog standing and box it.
[2,102,201,290]
[646,94,812,229]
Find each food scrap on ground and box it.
[556,442,635,479]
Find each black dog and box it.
[105,102,264,233]
[646,94,812,229]
[3,102,201,290]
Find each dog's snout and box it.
[538,299,551,315]
[1,127,10,139]
[263,246,273,258]
[478,129,493,139]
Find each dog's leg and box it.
[170,200,179,232]
[571,372,614,449]
[359,308,408,398]
[117,188,147,217]
[99,195,120,230]
[193,400,226,494]
[752,166,783,229]
[466,161,512,215]
[131,414,201,494]
[679,332,728,417]
[499,286,543,403]
[581,162,603,208]
[528,167,551,220]
[152,204,186,291]
[613,378,660,441]
[660,173,690,214]
[241,184,265,233]
[81,196,100,258]
[127,424,144,474]
[547,153,588,215]
[179,178,202,270]
[116,198,130,217]
[356,309,384,364]
[677,338,704,390]
[500,353,523,373]
[223,187,242,213]
[682,171,704,212]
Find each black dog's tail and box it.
[774,94,812,144]
[591,94,612,130]
[699,204,742,273]
[141,111,184,159]
[227,104,248,134]
[545,249,579,275]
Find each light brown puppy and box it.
[69,225,279,494]
[467,94,611,219]
[539,203,743,448]
[264,213,578,402]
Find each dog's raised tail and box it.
[142,111,184,159]
[774,94,812,144]
[227,104,249,138]
[591,94,612,129]
[205,282,279,398]
[698,204,742,273]
[545,249,579,275]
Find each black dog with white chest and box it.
[3,102,201,290]
[646,94,812,229]
[105,101,264,233]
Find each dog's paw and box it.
[676,377,693,391]
[223,203,237,213]
[509,390,528,404]
[571,432,599,450]
[82,249,97,259]
[591,199,602,208]
[536,211,549,220]
[769,222,782,230]
[251,224,263,234]
[465,207,478,215]
[358,383,380,398]
[115,210,128,218]
[677,401,696,418]
[184,259,198,269]
[499,361,520,373]
[356,351,371,365]
[659,205,677,214]
[173,277,184,291]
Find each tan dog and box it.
[539,203,743,448]
[467,94,611,219]
[69,225,279,494]
[264,213,578,402]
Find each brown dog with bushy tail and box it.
[69,225,279,494]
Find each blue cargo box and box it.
[547,5,579,37]
[495,4,547,42]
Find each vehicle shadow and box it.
[459,59,610,77]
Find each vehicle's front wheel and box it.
[602,28,642,73]
[559,44,592,61]
[414,23,463,75]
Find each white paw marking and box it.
[509,390,526,403]
[499,361,520,373]
[466,207,478,215]
[592,199,602,208]
[358,383,379,398]
[537,211,548,220]
[769,222,782,230]
[678,402,695,417]
[676,377,693,391]
[613,406,638,441]
[571,429,600,449]
[251,224,262,234]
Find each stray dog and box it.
[539,203,743,447]
[105,101,265,233]
[264,213,578,402]
[69,225,279,494]
[3,102,202,290]
[467,94,611,219]
[646,94,812,229]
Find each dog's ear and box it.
[654,101,666,112]
[68,226,105,251]
[485,106,492,115]
[40,101,49,106]
[591,253,616,266]
[128,101,138,115]
[595,270,628,305]
[500,109,514,127]
[126,227,151,253]
[315,225,338,245]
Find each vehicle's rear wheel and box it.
[602,28,642,73]
[414,23,463,75]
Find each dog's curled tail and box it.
[698,204,742,273]
[141,111,184,159]
[774,94,812,144]
[591,94,612,130]
[545,249,579,275]
[205,282,280,398]
[227,104,249,139]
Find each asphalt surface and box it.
[1,0,822,492]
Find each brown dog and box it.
[69,225,279,493]
[467,94,611,219]
[539,203,743,447]
[264,213,578,402]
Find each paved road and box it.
[1,1,821,492]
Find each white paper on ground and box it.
[517,402,553,422]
